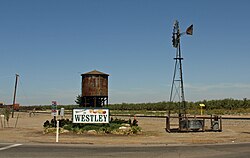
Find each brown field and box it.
[0,112,250,145]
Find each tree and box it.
[75,95,82,105]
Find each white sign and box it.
[60,108,65,117]
[73,108,109,124]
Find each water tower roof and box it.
[81,70,109,76]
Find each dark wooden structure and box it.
[81,70,109,107]
[165,114,222,133]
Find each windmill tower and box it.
[169,20,193,119]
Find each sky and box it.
[1,0,250,105]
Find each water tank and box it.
[81,70,109,107]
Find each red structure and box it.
[81,70,109,107]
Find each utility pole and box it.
[12,74,19,118]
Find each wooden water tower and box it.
[81,70,109,107]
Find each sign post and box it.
[199,104,205,115]
[56,120,59,143]
[51,101,57,126]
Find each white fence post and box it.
[56,120,59,143]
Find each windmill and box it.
[170,20,193,118]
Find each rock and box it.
[121,123,131,127]
[119,126,131,131]
[87,130,97,135]
[62,129,70,133]
[43,128,56,134]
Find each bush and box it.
[43,117,141,135]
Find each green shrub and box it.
[43,120,50,128]
[131,126,142,134]
[43,117,141,135]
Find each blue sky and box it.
[0,0,250,105]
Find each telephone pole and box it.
[12,74,19,118]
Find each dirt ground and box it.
[0,112,250,145]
